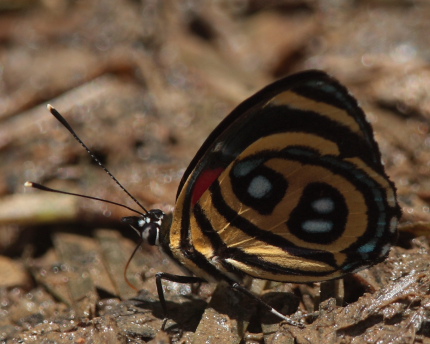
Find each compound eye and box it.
[150,209,164,220]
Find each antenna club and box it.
[47,104,53,111]
[24,181,34,187]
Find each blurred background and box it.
[0,1,430,343]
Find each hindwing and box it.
[169,70,400,283]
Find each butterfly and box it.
[28,70,401,327]
[122,69,401,326]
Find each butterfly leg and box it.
[155,272,206,330]
[230,282,305,328]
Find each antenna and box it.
[26,105,153,293]
[45,104,148,214]
[24,181,145,216]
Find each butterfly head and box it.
[122,209,165,246]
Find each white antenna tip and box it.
[24,181,34,188]
[47,104,54,111]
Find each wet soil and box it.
[1,1,430,343]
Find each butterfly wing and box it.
[169,70,400,283]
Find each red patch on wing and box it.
[192,168,224,206]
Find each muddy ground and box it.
[0,1,430,343]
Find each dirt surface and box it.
[1,1,430,343]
